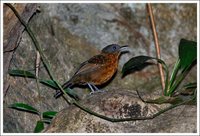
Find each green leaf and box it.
[9,103,39,115]
[144,95,193,105]
[122,55,169,95]
[39,79,58,89]
[41,119,52,124]
[34,120,44,133]
[40,79,79,100]
[179,39,197,70]
[122,56,155,75]
[8,69,36,78]
[183,82,197,89]
[42,111,57,119]
[179,82,197,96]
[145,96,172,104]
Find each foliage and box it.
[9,103,57,132]
[122,39,197,104]
[8,70,79,100]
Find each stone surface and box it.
[3,3,37,96]
[44,89,196,133]
[3,3,197,133]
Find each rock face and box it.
[3,3,197,133]
[44,90,196,133]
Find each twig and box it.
[35,51,40,78]
[35,51,42,119]
[74,96,192,122]
[5,3,73,104]
[147,3,165,93]
[136,90,147,103]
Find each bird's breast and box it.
[72,53,119,86]
[93,54,119,85]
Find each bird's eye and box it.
[113,46,116,50]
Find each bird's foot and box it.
[87,83,106,95]
[89,89,105,95]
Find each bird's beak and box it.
[120,45,129,53]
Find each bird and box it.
[54,44,129,98]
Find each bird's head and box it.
[101,44,129,54]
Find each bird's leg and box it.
[87,83,95,94]
[87,83,105,95]
[91,84,105,93]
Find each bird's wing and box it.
[73,54,107,76]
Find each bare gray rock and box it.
[44,89,196,133]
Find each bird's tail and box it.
[54,81,73,98]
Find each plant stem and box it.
[73,96,193,122]
[167,68,189,96]
[147,3,165,93]
[5,3,73,104]
[167,59,181,96]
[156,59,169,96]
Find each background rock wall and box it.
[3,3,197,133]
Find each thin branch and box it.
[35,51,40,78]
[73,97,192,122]
[35,51,42,119]
[5,3,74,104]
[147,3,165,94]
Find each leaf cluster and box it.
[122,39,197,104]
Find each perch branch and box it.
[147,3,165,94]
